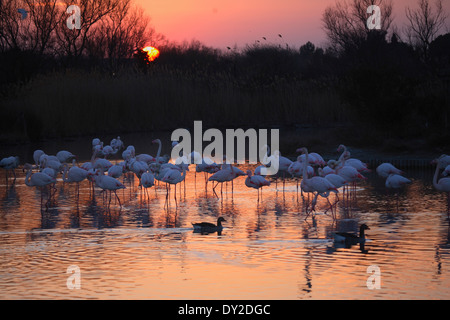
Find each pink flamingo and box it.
[432,157,450,212]
[94,170,126,207]
[376,163,403,179]
[23,163,56,208]
[208,162,238,197]
[299,148,338,216]
[140,171,155,200]
[443,165,450,177]
[56,150,76,164]
[63,160,89,198]
[0,156,20,183]
[162,166,187,201]
[245,169,270,201]
[385,173,412,211]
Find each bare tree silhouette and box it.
[405,0,448,57]
[322,0,394,51]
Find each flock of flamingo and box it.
[1,136,450,217]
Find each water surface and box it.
[0,148,449,300]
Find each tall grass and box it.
[2,66,347,143]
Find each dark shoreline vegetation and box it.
[1,0,449,157]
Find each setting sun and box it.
[143,46,160,62]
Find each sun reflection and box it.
[142,46,160,62]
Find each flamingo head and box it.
[327,160,337,168]
[297,147,307,154]
[337,144,346,152]
[22,163,33,172]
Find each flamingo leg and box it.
[114,190,121,207]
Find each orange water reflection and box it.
[0,164,450,299]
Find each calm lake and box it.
[0,136,449,300]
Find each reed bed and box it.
[2,67,347,143]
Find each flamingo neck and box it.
[337,148,347,168]
[156,140,162,159]
[302,149,309,180]
[433,164,441,191]
[90,149,98,165]
[24,169,33,187]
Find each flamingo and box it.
[93,158,113,172]
[101,145,119,158]
[41,167,57,180]
[245,170,270,201]
[63,160,89,198]
[385,174,411,189]
[122,149,133,162]
[196,158,220,188]
[336,165,366,183]
[385,173,412,211]
[94,169,126,207]
[345,158,370,173]
[152,139,169,165]
[443,165,450,177]
[127,158,148,181]
[288,156,314,177]
[23,163,56,207]
[296,148,326,166]
[136,153,155,164]
[436,154,450,169]
[108,163,125,179]
[110,136,124,150]
[322,161,337,176]
[92,138,102,149]
[299,148,338,216]
[376,163,403,179]
[208,162,238,197]
[125,145,136,159]
[140,171,155,199]
[33,150,45,168]
[141,171,155,189]
[271,150,292,191]
[334,151,367,202]
[432,157,450,211]
[162,165,187,200]
[318,168,347,189]
[0,156,20,183]
[40,156,63,174]
[63,161,88,182]
[288,156,314,193]
[56,150,76,164]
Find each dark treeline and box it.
[1,0,449,153]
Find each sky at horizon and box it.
[136,0,450,50]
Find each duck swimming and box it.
[333,224,370,243]
[192,217,226,234]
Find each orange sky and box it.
[136,0,450,49]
